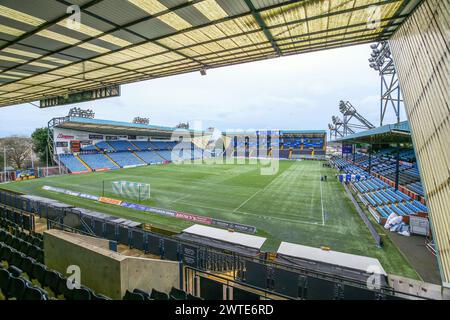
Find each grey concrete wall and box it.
[44,229,124,299]
[44,229,180,299]
[121,257,180,298]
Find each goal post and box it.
[108,180,151,202]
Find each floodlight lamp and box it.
[332,116,337,124]
[200,69,207,76]
[370,43,378,49]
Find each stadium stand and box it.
[59,154,90,173]
[95,141,114,152]
[132,141,153,150]
[106,141,138,151]
[332,154,429,228]
[108,152,146,167]
[134,151,164,164]
[337,147,425,197]
[79,154,118,171]
[80,145,98,152]
[150,141,177,150]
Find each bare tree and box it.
[0,136,33,169]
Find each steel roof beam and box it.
[55,0,207,69]
[0,0,397,89]
[243,0,281,56]
[0,33,391,106]
[0,9,403,99]
[0,0,105,52]
[0,21,396,101]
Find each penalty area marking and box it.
[232,171,282,213]
[169,193,191,204]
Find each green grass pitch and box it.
[2,159,419,279]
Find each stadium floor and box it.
[2,159,419,279]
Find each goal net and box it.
[111,181,150,201]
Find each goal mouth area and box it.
[110,180,151,201]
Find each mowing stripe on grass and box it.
[231,163,294,213]
[175,199,323,226]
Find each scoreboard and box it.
[342,144,353,154]
[70,140,81,153]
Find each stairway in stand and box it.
[75,155,92,171]
[103,153,121,168]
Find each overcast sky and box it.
[0,44,405,137]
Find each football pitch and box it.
[2,159,418,278]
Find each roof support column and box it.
[352,144,356,163]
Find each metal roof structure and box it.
[0,0,422,108]
[182,224,266,250]
[332,120,411,144]
[280,129,327,135]
[277,241,387,275]
[53,116,204,136]
[54,116,327,137]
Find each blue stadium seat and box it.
[133,141,153,150]
[380,190,396,203]
[383,205,394,216]
[391,205,406,216]
[95,141,114,151]
[150,141,177,150]
[376,191,389,204]
[385,189,402,202]
[364,194,377,207]
[157,150,172,161]
[413,200,428,212]
[398,203,414,215]
[404,202,419,213]
[370,193,383,206]
[395,190,411,201]
[59,154,89,172]
[377,207,388,218]
[107,141,137,151]
[79,154,118,170]
[109,152,145,167]
[135,151,164,164]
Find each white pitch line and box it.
[320,179,325,226]
[170,194,191,204]
[232,173,281,213]
[232,189,264,213]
